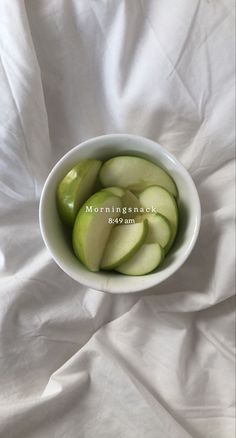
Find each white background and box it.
[0,1,235,437]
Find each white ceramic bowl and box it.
[39,134,201,293]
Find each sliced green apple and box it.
[99,156,177,197]
[101,220,148,270]
[135,213,172,249]
[101,186,125,197]
[102,187,140,219]
[57,159,102,226]
[72,191,122,272]
[121,190,140,219]
[138,185,178,250]
[116,243,164,276]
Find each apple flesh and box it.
[100,156,178,197]
[116,243,164,276]
[138,185,178,251]
[135,213,172,250]
[101,186,125,197]
[102,187,140,219]
[72,191,122,272]
[101,220,148,270]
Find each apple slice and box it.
[57,159,102,226]
[101,220,148,270]
[72,191,122,272]
[99,156,177,197]
[121,190,140,219]
[101,186,125,197]
[116,243,164,276]
[138,185,178,250]
[102,187,140,219]
[136,213,172,249]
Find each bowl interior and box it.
[39,134,200,293]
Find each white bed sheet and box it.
[0,1,235,437]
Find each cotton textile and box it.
[0,1,235,437]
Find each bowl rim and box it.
[39,133,201,293]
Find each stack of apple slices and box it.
[57,156,179,276]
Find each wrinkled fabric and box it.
[0,1,235,437]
